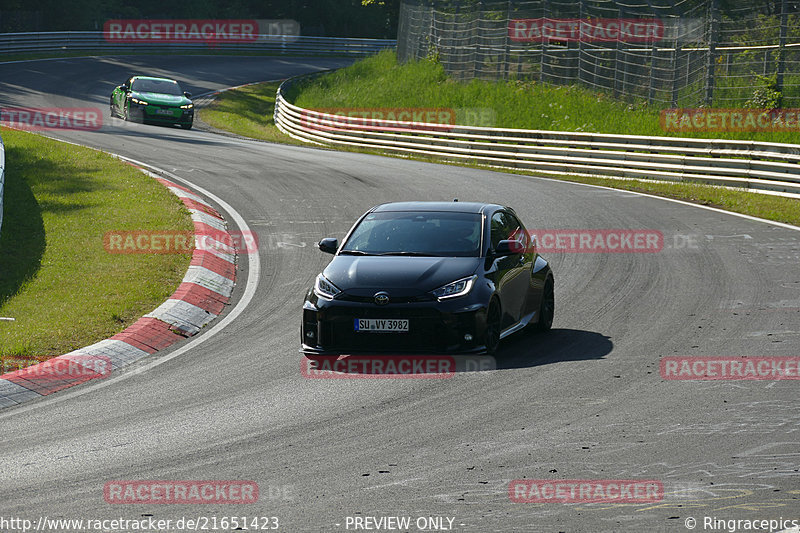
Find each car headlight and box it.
[314,274,341,299]
[130,97,148,105]
[431,275,477,300]
[180,104,193,109]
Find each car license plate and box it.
[156,109,174,115]
[354,318,409,333]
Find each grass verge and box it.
[198,81,306,145]
[202,50,800,227]
[289,50,800,144]
[0,129,193,360]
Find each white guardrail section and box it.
[274,77,800,198]
[0,132,5,236]
[0,32,395,56]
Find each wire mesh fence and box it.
[397,0,800,108]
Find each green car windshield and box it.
[131,79,183,96]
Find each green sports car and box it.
[110,76,194,129]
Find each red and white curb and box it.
[0,168,237,409]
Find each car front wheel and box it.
[485,299,501,355]
[535,276,554,332]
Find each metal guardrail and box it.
[0,132,5,237]
[274,77,800,197]
[0,31,396,56]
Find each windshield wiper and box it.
[338,250,376,256]
[377,251,438,257]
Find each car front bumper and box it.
[301,292,490,355]
[129,104,193,124]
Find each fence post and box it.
[577,0,584,84]
[612,5,622,97]
[473,0,482,79]
[704,0,719,106]
[539,0,547,83]
[671,38,681,107]
[648,43,657,105]
[503,0,511,79]
[776,0,788,93]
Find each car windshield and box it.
[341,211,482,257]
[131,79,183,96]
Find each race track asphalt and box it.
[0,55,798,533]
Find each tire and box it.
[109,98,116,118]
[180,122,192,130]
[535,276,554,332]
[485,299,501,355]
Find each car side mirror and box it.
[120,85,128,91]
[318,238,338,254]
[495,239,524,256]
[184,92,192,98]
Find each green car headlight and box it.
[130,97,148,105]
[180,104,194,109]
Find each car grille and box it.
[320,308,447,352]
[148,105,180,114]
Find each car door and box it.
[487,210,530,329]
[117,77,133,112]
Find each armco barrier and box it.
[0,31,395,57]
[274,77,800,198]
[0,131,4,236]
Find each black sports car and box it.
[301,201,554,355]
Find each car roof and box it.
[132,76,178,83]
[370,201,504,214]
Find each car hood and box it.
[131,91,191,106]
[323,256,481,297]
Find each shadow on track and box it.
[495,328,613,370]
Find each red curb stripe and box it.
[155,177,193,194]
[193,220,227,236]
[191,249,236,281]
[182,197,222,218]
[171,282,229,315]
[0,169,238,408]
[3,358,106,396]
[5,375,94,395]
[111,317,187,353]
